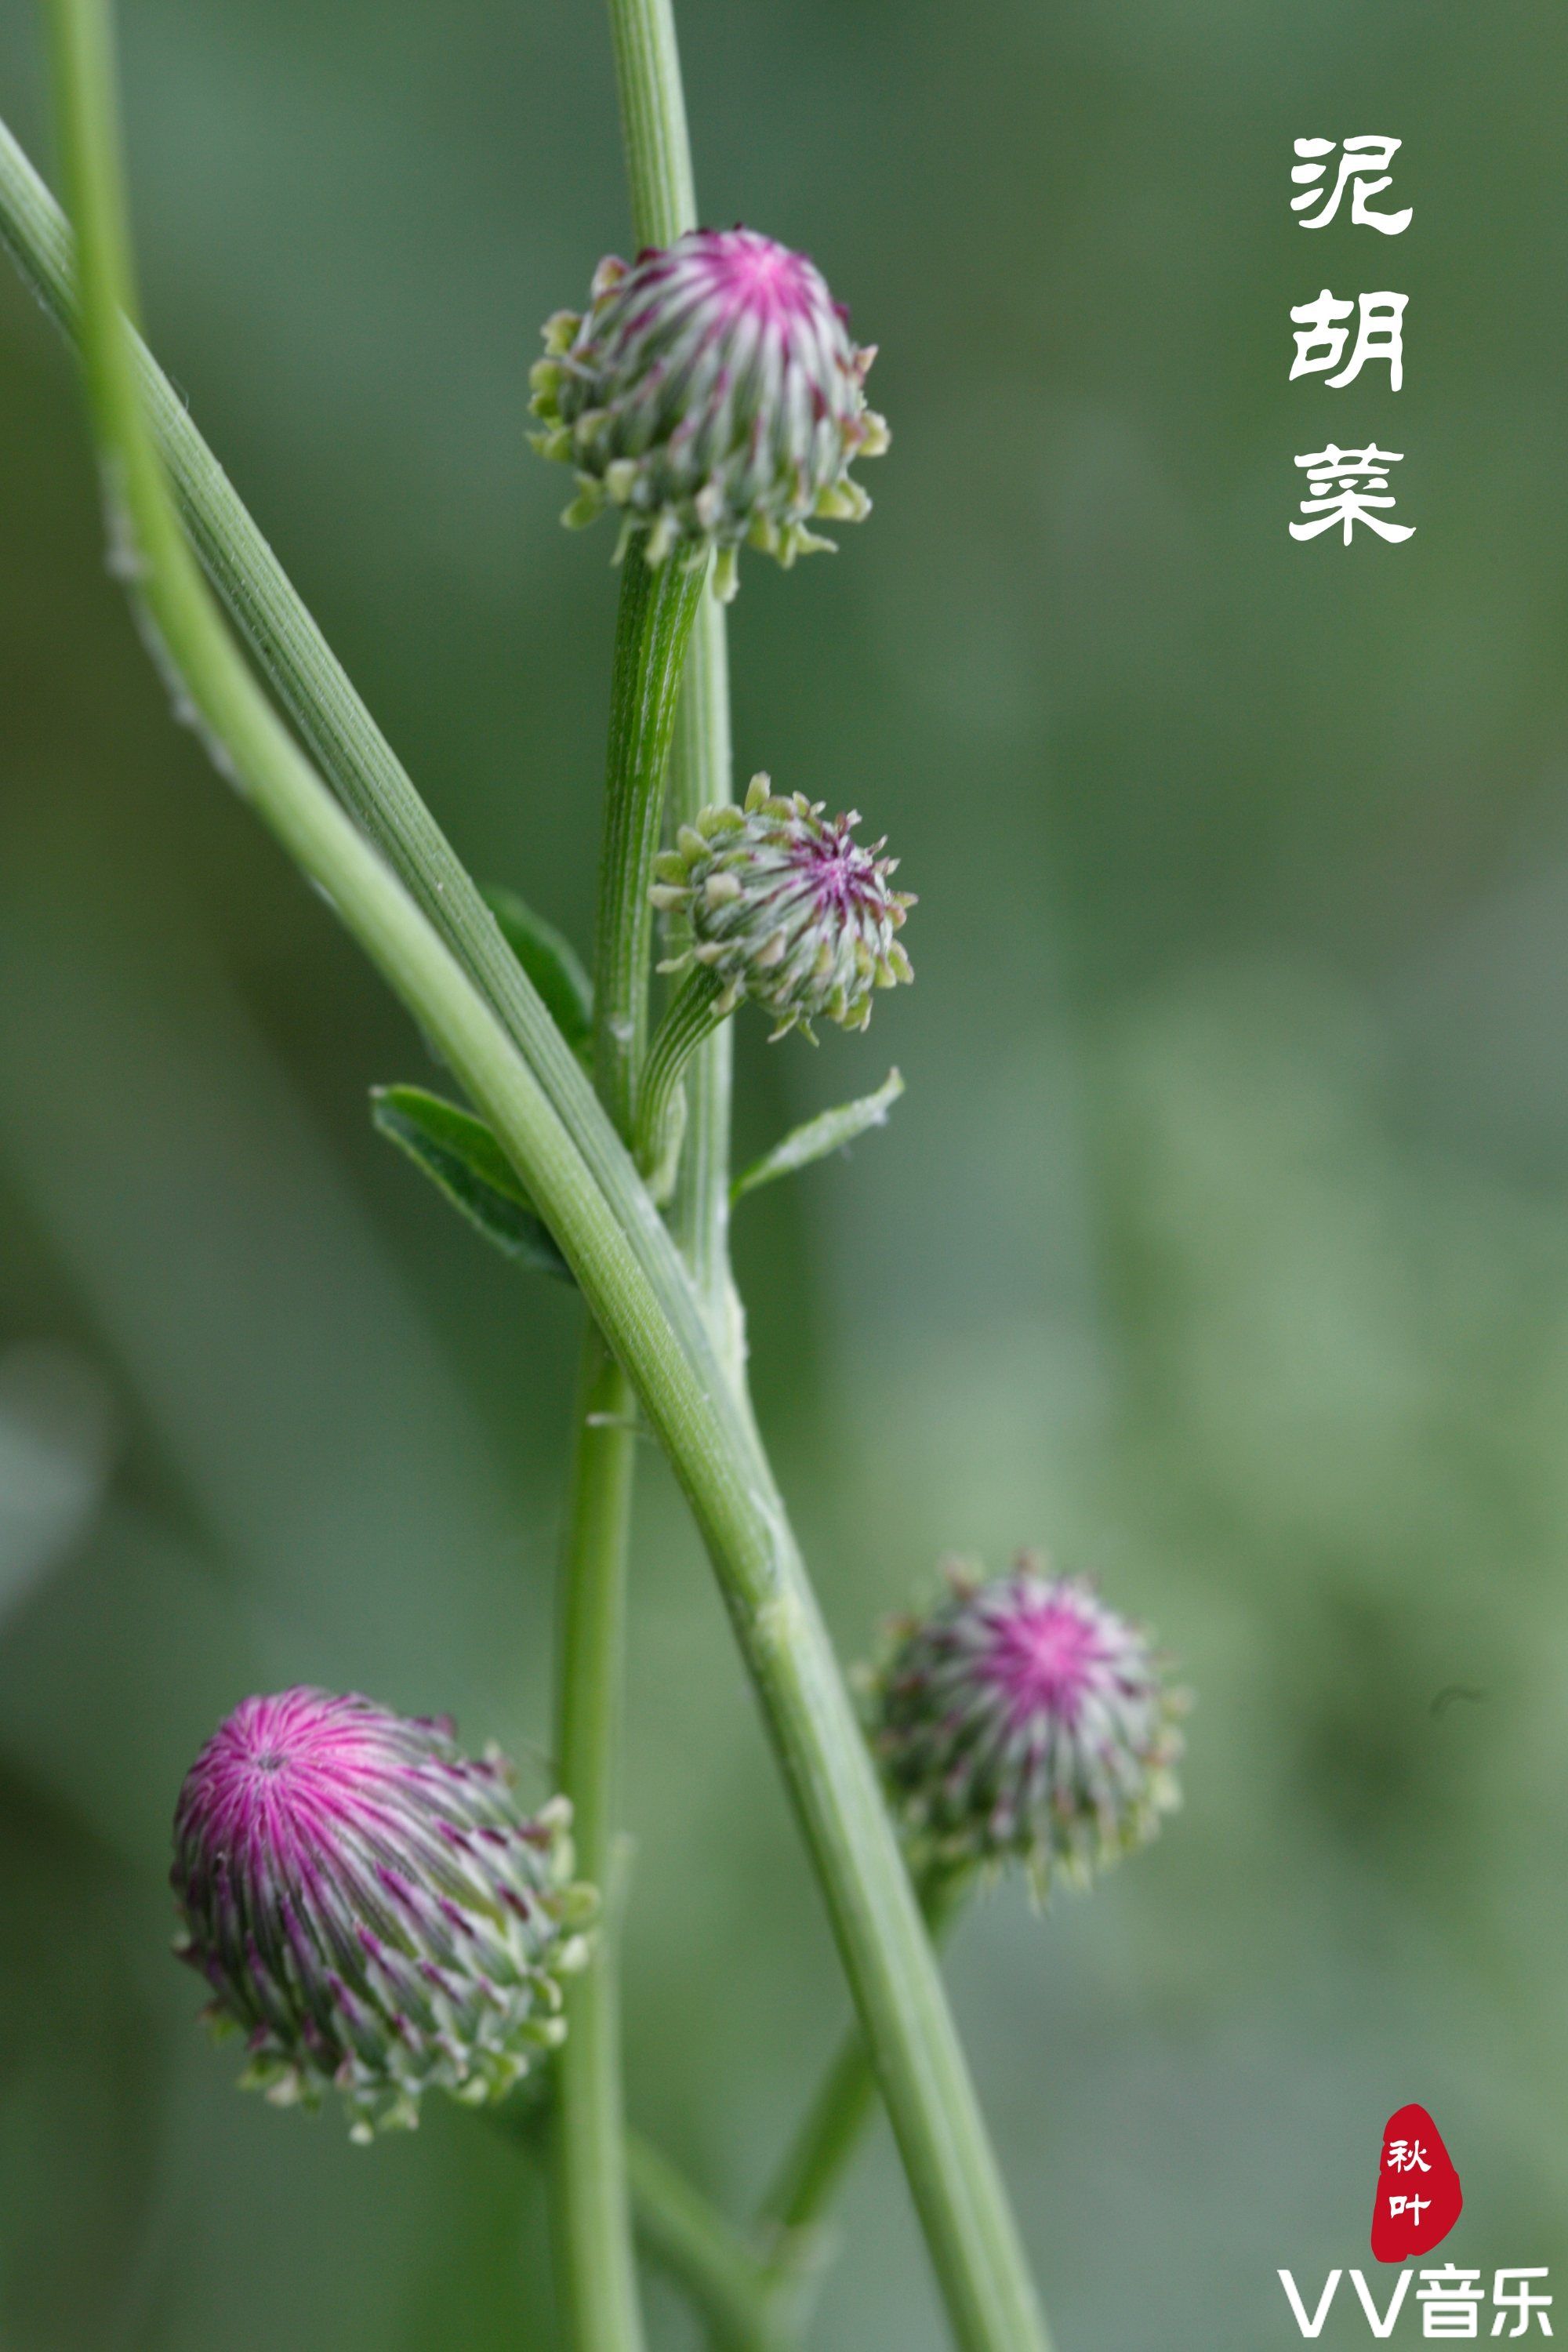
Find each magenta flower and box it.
[866,1558,1185,1891]
[171,1688,594,2138]
[651,772,914,1038]
[529,226,888,596]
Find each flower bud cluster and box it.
[652,773,913,1039]
[864,1557,1185,1891]
[531,227,887,597]
[172,1688,594,2139]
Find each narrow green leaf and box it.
[372,1085,574,1281]
[731,1069,906,1205]
[481,886,593,1065]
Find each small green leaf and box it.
[372,1085,574,1282]
[482,886,593,1065]
[731,1069,905,1204]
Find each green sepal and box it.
[554,1881,603,1932]
[481,886,593,1067]
[731,1068,905,1204]
[372,1085,574,1283]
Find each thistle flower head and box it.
[652,773,914,1039]
[530,227,887,597]
[865,1556,1185,1892]
[171,1688,594,2140]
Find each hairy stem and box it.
[554,1336,644,2352]
[36,20,1053,2345]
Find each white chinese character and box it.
[1421,2267,1486,2339]
[1290,289,1406,389]
[1294,136,1413,234]
[1290,446,1414,545]
[1494,2273,1553,2339]
[1389,2140,1433,2173]
[1392,2194,1432,2226]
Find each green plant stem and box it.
[759,1867,970,2249]
[593,546,707,1140]
[492,2096,785,2352]
[604,0,695,249]
[602,0,739,1346]
[0,111,681,1345]
[39,16,1053,2345]
[1,105,673,2352]
[555,499,703,2352]
[554,1335,644,2352]
[596,0,911,2322]
[627,2135,788,2352]
[668,601,736,1341]
[634,967,725,1194]
[559,1852,960,2352]
[555,511,706,2352]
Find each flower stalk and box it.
[556,384,711,2352]
[626,2135,794,2352]
[554,1332,644,2352]
[593,545,708,1138]
[666,593,737,1346]
[757,1867,969,2254]
[554,14,728,2339]
[602,0,739,1349]
[634,967,725,1196]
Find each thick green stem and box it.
[3,66,673,2349]
[604,0,696,250]
[0,112,689,1359]
[593,546,706,1141]
[554,1335,643,2352]
[37,18,1052,2346]
[667,599,736,1340]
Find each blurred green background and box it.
[2,0,1566,2343]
